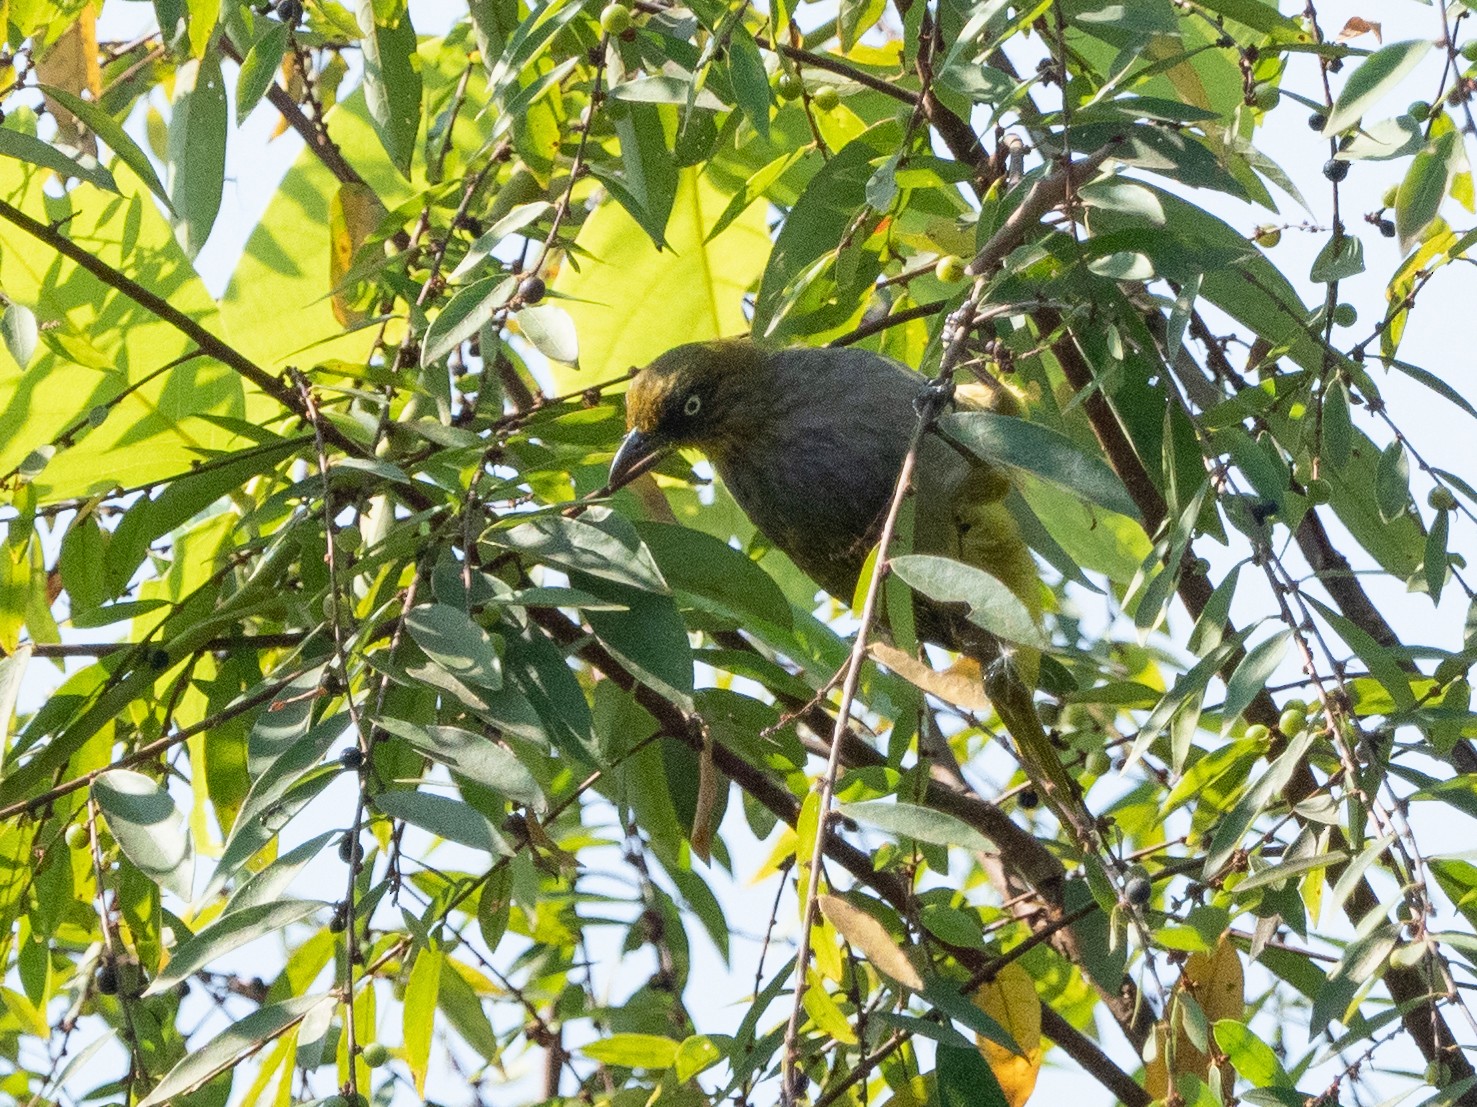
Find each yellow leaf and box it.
[1187,933,1245,1024]
[550,167,769,387]
[329,182,388,327]
[869,642,989,711]
[688,729,719,864]
[972,962,1043,1107]
[818,893,925,991]
[1151,933,1245,1093]
[36,7,102,156]
[802,968,858,1045]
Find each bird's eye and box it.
[683,394,702,417]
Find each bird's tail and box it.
[986,658,1098,850]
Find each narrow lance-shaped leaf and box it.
[939,412,1142,520]
[357,0,422,176]
[1321,39,1431,135]
[166,52,227,256]
[92,770,194,901]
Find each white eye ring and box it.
[683,394,702,416]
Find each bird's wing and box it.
[914,421,1097,845]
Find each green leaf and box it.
[1426,506,1449,602]
[0,125,117,194]
[936,1043,1009,1107]
[1396,130,1461,252]
[450,201,552,280]
[167,52,228,256]
[1203,730,1317,879]
[606,76,727,110]
[1322,39,1432,136]
[836,800,995,852]
[1194,0,1301,35]
[576,571,695,707]
[604,101,679,249]
[1213,1020,1292,1087]
[92,770,194,901]
[372,789,512,855]
[1305,596,1416,712]
[1309,232,1364,283]
[404,603,503,690]
[515,303,579,365]
[939,412,1142,520]
[37,85,172,210]
[582,1032,682,1068]
[137,994,334,1107]
[674,1034,722,1081]
[1375,439,1410,523]
[889,554,1046,651]
[437,956,501,1061]
[489,508,668,593]
[726,26,770,140]
[634,520,793,630]
[1322,381,1352,468]
[0,303,38,369]
[145,900,324,994]
[373,717,545,812]
[752,136,880,339]
[422,276,517,366]
[1221,630,1291,734]
[235,19,291,124]
[357,0,422,175]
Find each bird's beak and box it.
[609,427,667,490]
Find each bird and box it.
[608,338,1093,841]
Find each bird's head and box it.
[609,339,768,488]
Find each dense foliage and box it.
[1,1,1477,1105]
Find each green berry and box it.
[1253,225,1282,248]
[812,85,839,111]
[1253,84,1280,111]
[1331,303,1357,327]
[1244,723,1271,745]
[1084,749,1111,776]
[599,3,631,35]
[1429,487,1458,511]
[776,72,803,101]
[1305,478,1332,504]
[1323,158,1349,183]
[1461,41,1477,63]
[64,822,89,850]
[934,254,966,283]
[1407,100,1432,121]
[1279,707,1307,736]
[361,1041,389,1067]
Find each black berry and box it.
[1323,158,1350,183]
[1378,218,1396,238]
[1018,788,1040,810]
[1125,876,1152,906]
[517,275,546,304]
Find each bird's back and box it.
[710,346,971,601]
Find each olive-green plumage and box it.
[612,339,1089,836]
